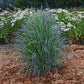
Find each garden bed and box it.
[0,44,84,84]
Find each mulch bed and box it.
[0,44,84,84]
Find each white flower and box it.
[57,10,62,13]
[55,16,58,20]
[48,9,56,13]
[0,21,4,26]
[60,22,64,26]
[0,17,5,21]
[11,23,14,27]
[71,17,76,21]
[61,27,71,31]
[45,8,50,11]
[56,22,60,24]
[73,26,76,29]
[61,28,65,30]
[64,28,70,31]
[19,14,23,19]
[29,11,32,15]
[11,19,17,23]
[62,24,66,28]
[67,22,72,27]
[62,9,69,13]
[4,10,8,14]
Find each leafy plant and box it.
[15,0,84,9]
[0,13,26,43]
[15,10,66,76]
[68,18,84,41]
[55,10,84,43]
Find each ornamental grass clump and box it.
[15,10,66,76]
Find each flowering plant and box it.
[0,9,32,43]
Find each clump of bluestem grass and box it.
[15,10,66,76]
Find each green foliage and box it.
[68,18,84,41]
[0,0,15,10]
[56,9,84,43]
[15,0,84,9]
[0,0,84,10]
[15,10,66,76]
[0,15,25,43]
[0,38,5,44]
[56,0,84,8]
[15,0,29,9]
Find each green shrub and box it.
[0,0,15,10]
[0,38,5,44]
[15,10,66,76]
[15,0,84,9]
[15,0,29,9]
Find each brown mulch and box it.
[0,44,84,84]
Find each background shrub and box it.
[0,0,15,10]
[0,0,84,10]
[15,0,84,9]
[15,10,66,76]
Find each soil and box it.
[0,44,84,84]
